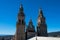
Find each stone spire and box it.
[15,4,26,40]
[38,8,44,18]
[18,4,25,17]
[20,4,23,12]
[38,8,45,25]
[37,8,48,36]
[29,19,33,26]
[26,19,35,32]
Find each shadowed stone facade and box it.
[26,19,36,39]
[37,9,48,36]
[15,4,26,40]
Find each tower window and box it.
[19,20,21,24]
[19,20,21,22]
[22,20,24,24]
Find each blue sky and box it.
[0,0,60,35]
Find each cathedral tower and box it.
[15,4,25,40]
[26,19,35,39]
[37,9,48,36]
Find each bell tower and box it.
[15,4,25,40]
[26,19,35,39]
[37,8,48,36]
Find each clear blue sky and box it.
[0,0,60,35]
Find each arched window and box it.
[22,20,24,24]
[19,20,21,24]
